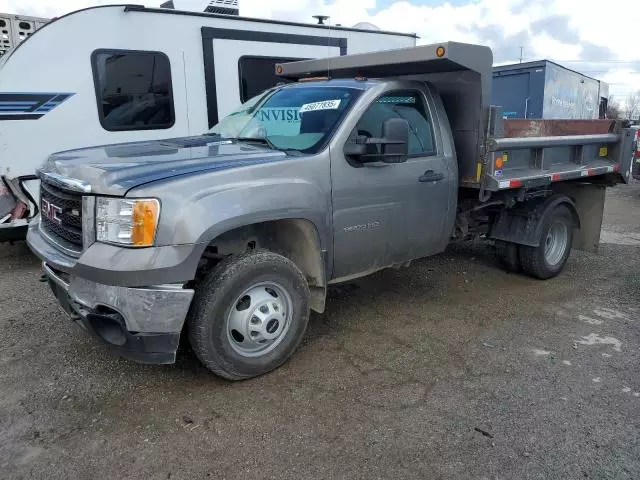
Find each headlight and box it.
[96,197,160,247]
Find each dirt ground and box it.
[1,183,639,480]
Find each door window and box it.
[354,90,436,157]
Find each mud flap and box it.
[553,183,606,254]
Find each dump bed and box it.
[482,110,634,192]
[277,43,635,192]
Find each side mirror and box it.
[344,138,367,157]
[380,118,409,163]
[343,118,410,164]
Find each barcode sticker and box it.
[299,99,341,113]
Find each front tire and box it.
[188,250,310,380]
[519,205,574,279]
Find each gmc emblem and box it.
[42,199,63,225]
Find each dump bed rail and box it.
[476,107,635,192]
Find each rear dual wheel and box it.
[496,204,574,280]
[519,205,574,279]
[495,240,521,273]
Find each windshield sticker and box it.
[299,99,341,113]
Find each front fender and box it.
[175,178,330,248]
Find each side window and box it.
[354,90,436,156]
[92,49,175,131]
[238,56,306,102]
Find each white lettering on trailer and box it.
[299,99,341,113]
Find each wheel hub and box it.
[544,221,569,266]
[226,282,292,357]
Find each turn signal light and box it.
[131,200,160,247]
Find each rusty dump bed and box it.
[481,113,635,192]
[277,43,635,193]
[504,120,614,138]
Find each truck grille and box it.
[40,181,83,250]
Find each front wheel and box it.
[187,250,310,380]
[519,205,574,279]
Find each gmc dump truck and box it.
[27,43,635,380]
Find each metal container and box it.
[492,60,608,120]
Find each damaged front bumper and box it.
[27,208,198,364]
[43,262,194,364]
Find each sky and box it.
[2,0,639,108]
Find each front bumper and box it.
[27,211,198,364]
[43,262,194,364]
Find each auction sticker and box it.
[299,99,341,113]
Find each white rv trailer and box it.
[0,3,416,241]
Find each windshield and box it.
[209,85,362,153]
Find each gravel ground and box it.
[1,183,639,480]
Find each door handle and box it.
[419,170,444,183]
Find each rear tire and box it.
[495,240,521,273]
[187,250,310,380]
[519,205,574,279]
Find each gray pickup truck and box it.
[27,43,634,380]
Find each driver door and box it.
[330,88,452,279]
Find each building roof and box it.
[493,59,602,83]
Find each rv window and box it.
[238,56,305,102]
[92,50,175,131]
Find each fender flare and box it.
[489,195,580,247]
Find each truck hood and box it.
[38,136,288,195]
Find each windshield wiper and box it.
[235,136,278,150]
[235,137,302,155]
